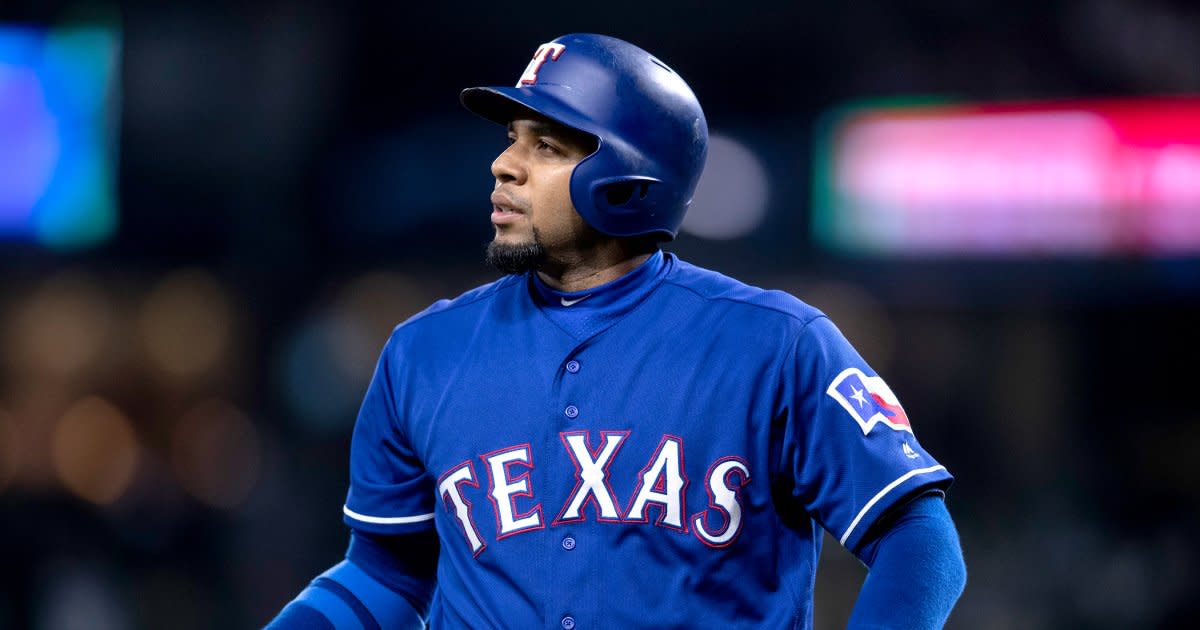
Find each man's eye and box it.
[537,140,559,154]
[506,136,517,145]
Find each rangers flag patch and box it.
[826,368,913,435]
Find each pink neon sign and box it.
[820,99,1200,255]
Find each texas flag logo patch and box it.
[826,368,913,435]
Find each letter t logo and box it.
[518,43,566,86]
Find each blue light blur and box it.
[0,24,119,250]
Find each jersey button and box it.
[565,360,580,374]
[564,405,579,419]
[561,536,577,550]
[561,616,576,630]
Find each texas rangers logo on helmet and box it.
[826,367,912,435]
[518,42,566,86]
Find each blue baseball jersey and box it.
[342,251,952,629]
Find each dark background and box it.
[2,1,1199,628]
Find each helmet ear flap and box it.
[590,176,663,216]
[604,180,651,207]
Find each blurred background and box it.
[1,1,1199,628]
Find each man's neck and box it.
[536,241,656,293]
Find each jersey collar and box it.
[528,249,670,341]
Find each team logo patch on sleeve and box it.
[826,368,912,435]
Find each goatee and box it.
[485,230,547,274]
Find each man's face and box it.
[485,113,598,273]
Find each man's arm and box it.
[266,530,439,630]
[847,493,966,630]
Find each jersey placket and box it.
[545,346,597,630]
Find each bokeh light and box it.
[51,397,139,505]
[800,281,897,372]
[138,269,234,382]
[0,49,59,218]
[816,99,1200,256]
[170,399,261,509]
[6,271,115,378]
[331,271,428,379]
[681,133,770,240]
[280,312,370,433]
[0,25,120,250]
[280,271,428,433]
[34,562,131,630]
[0,408,18,493]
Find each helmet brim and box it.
[460,86,598,139]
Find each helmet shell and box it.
[461,33,708,240]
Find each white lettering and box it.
[557,432,626,522]
[625,436,687,530]
[691,459,751,548]
[438,463,485,555]
[484,446,542,536]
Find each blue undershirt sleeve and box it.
[265,531,438,629]
[264,572,383,630]
[345,529,439,618]
[267,601,337,630]
[847,493,967,630]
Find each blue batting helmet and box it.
[461,33,708,240]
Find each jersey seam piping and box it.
[343,505,436,525]
[659,278,826,326]
[397,275,523,331]
[838,465,947,546]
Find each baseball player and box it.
[268,34,966,629]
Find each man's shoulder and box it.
[392,274,523,337]
[662,256,826,327]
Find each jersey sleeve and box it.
[776,315,953,552]
[342,333,437,535]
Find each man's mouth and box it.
[491,192,525,225]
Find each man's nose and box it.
[491,145,526,185]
